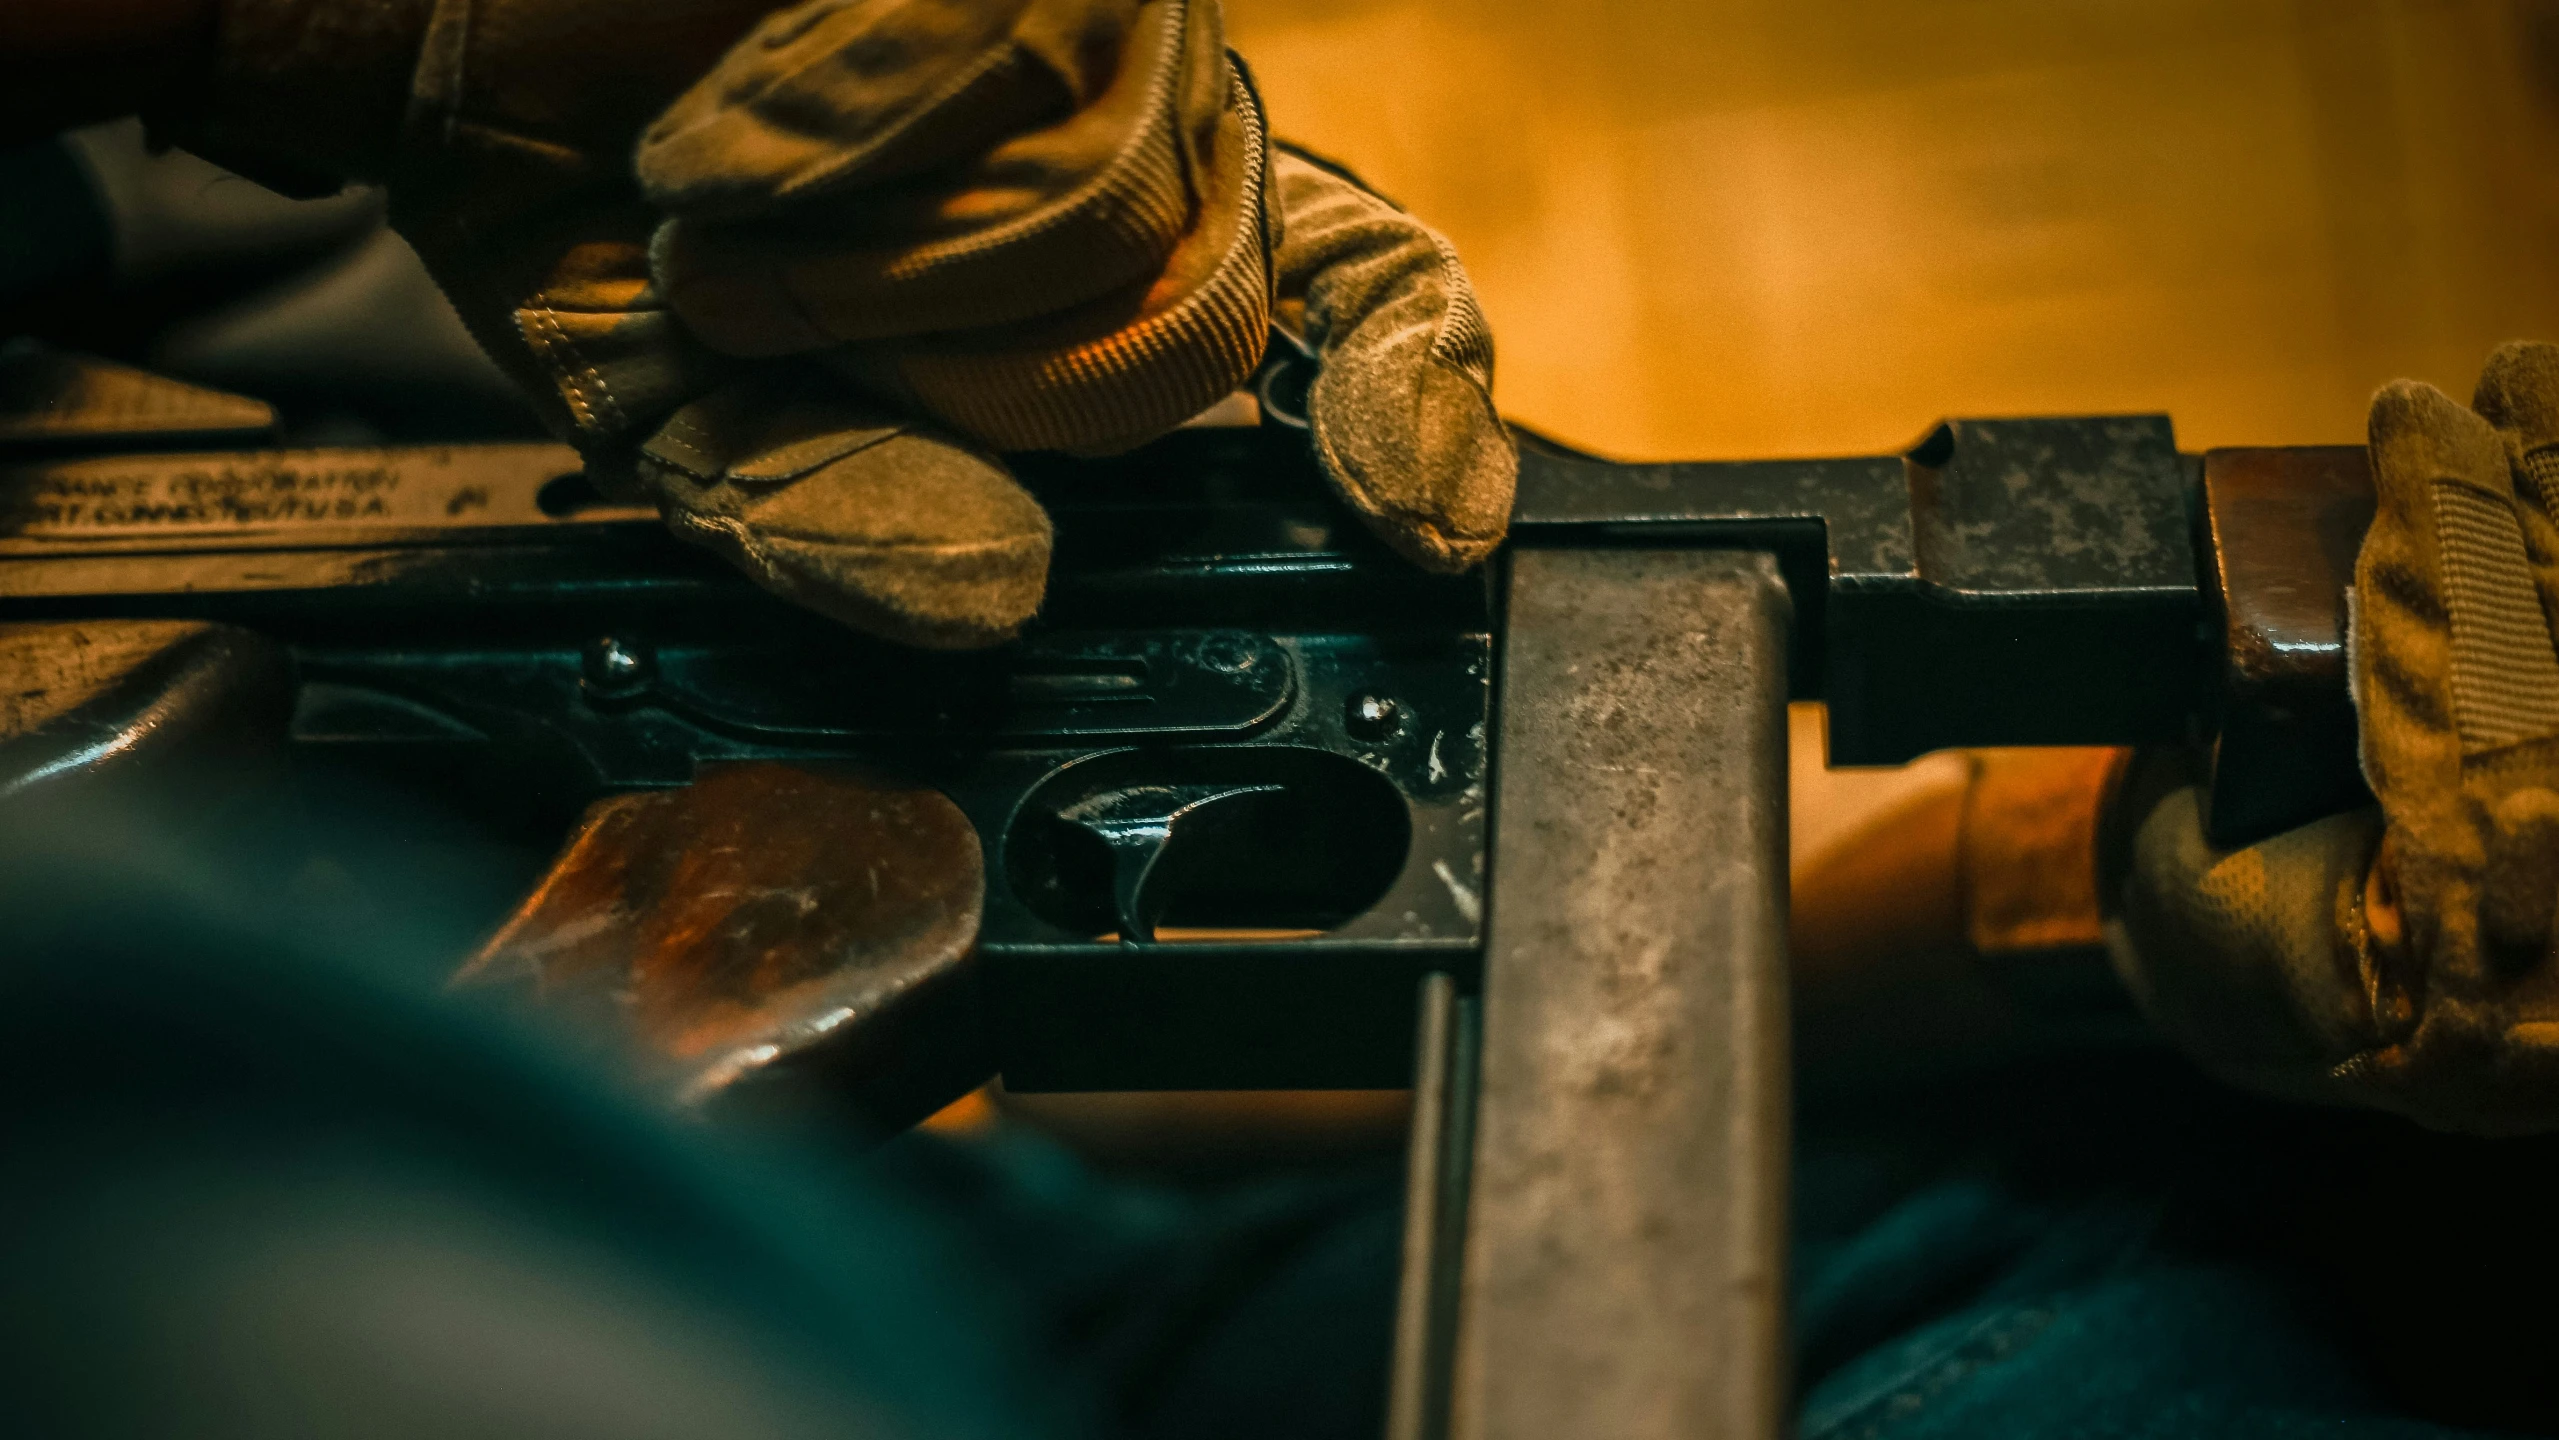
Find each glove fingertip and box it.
[1383,519,1503,575]
[2366,376,2505,515]
[2473,339,2559,441]
[1312,368,1517,573]
[2368,376,2468,438]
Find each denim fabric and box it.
[0,820,1089,1440]
[8,807,2554,1439]
[1781,1055,2558,1440]
[909,1052,2554,1440]
[875,1129,1402,1440]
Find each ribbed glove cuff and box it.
[853,61,1272,454]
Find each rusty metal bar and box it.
[1449,547,1793,1440]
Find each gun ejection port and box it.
[1005,747,1412,944]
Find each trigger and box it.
[1057,782,1284,943]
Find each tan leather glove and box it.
[157,0,1513,646]
[634,0,1513,574]
[2116,341,2559,1133]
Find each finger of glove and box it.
[1271,150,1515,572]
[635,371,1053,648]
[827,56,1269,454]
[638,0,1147,216]
[2470,340,2559,661]
[410,203,734,467]
[2117,782,2559,1133]
[2356,379,2559,811]
[649,0,1221,354]
[2457,345,2559,991]
[2114,784,2388,1104]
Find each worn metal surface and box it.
[0,408,2393,1091]
[459,763,991,1129]
[0,428,1493,1090]
[1512,414,2201,761]
[1904,415,2194,594]
[2200,445,2375,845]
[0,348,276,450]
[0,442,590,551]
[1453,549,1791,1440]
[0,619,292,811]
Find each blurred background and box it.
[20,3,2558,461]
[1229,0,2559,458]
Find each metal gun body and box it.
[0,415,2374,1077]
[0,405,2374,1440]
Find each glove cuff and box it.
[649,0,1221,353]
[870,59,1274,454]
[148,0,436,196]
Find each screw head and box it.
[1345,692,1403,740]
[1197,636,1256,674]
[583,635,654,697]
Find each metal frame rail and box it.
[1391,548,1793,1440]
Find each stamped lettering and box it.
[0,444,582,541]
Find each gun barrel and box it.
[1513,419,2370,845]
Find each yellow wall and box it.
[1230,0,2559,459]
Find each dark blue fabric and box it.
[0,816,1088,1440]
[888,1049,2557,1440]
[1779,1055,2557,1440]
[6,807,2552,1438]
[877,1130,1401,1440]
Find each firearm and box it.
[0,346,2372,1440]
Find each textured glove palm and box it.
[2118,342,2559,1133]
[162,0,1513,647]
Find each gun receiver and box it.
[0,410,2368,1085]
[0,380,2380,1440]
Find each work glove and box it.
[155,0,1513,647]
[2115,342,2559,1134]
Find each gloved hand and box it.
[156,0,1513,647]
[2115,341,2559,1133]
